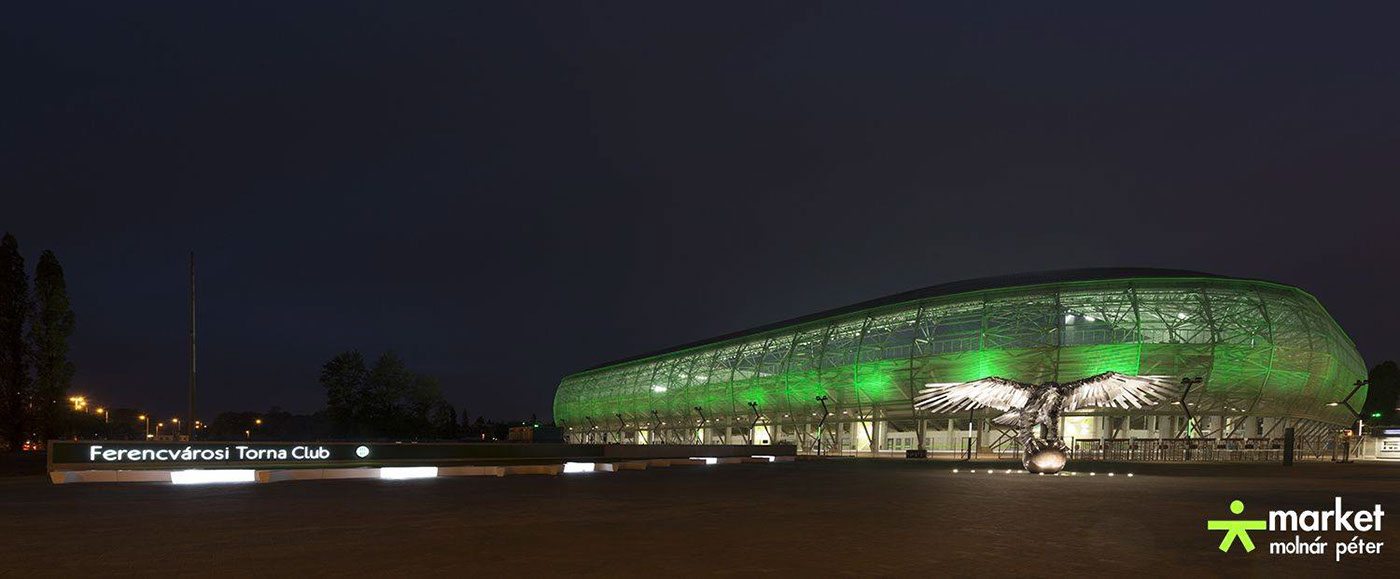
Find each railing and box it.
[1071,437,1338,462]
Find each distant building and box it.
[507,424,563,443]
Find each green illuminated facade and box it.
[554,270,1366,452]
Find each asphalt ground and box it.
[1,457,1397,576]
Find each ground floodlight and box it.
[380,467,438,480]
[171,470,256,485]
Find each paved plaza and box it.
[1,458,1397,575]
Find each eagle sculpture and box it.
[913,372,1178,473]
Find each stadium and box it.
[553,268,1367,456]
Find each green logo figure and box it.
[1207,500,1267,552]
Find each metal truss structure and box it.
[554,271,1366,453]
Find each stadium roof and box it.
[579,267,1252,373]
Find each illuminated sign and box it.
[86,444,336,462]
[47,440,797,472]
[59,443,360,465]
[49,441,602,469]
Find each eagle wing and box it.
[913,377,1035,414]
[1061,372,1177,411]
[991,411,1023,427]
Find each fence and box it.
[1070,436,1342,462]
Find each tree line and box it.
[200,406,536,442]
[319,350,461,439]
[0,232,76,450]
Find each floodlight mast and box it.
[815,396,830,456]
[188,251,196,441]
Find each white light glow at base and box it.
[563,462,597,473]
[689,457,718,465]
[751,455,776,462]
[379,466,438,480]
[171,469,256,485]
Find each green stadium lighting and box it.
[554,270,1367,449]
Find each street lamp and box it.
[156,422,164,436]
[1328,379,1369,421]
[96,408,108,423]
[140,415,149,439]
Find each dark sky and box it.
[3,2,1398,421]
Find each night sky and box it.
[4,3,1398,421]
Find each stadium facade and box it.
[553,269,1366,454]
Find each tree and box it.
[319,349,455,439]
[1363,361,1400,422]
[431,400,457,439]
[0,233,30,450]
[402,373,443,435]
[29,250,75,440]
[363,352,411,436]
[319,350,367,436]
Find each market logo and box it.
[1206,497,1386,561]
[355,445,370,459]
[1207,500,1266,552]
